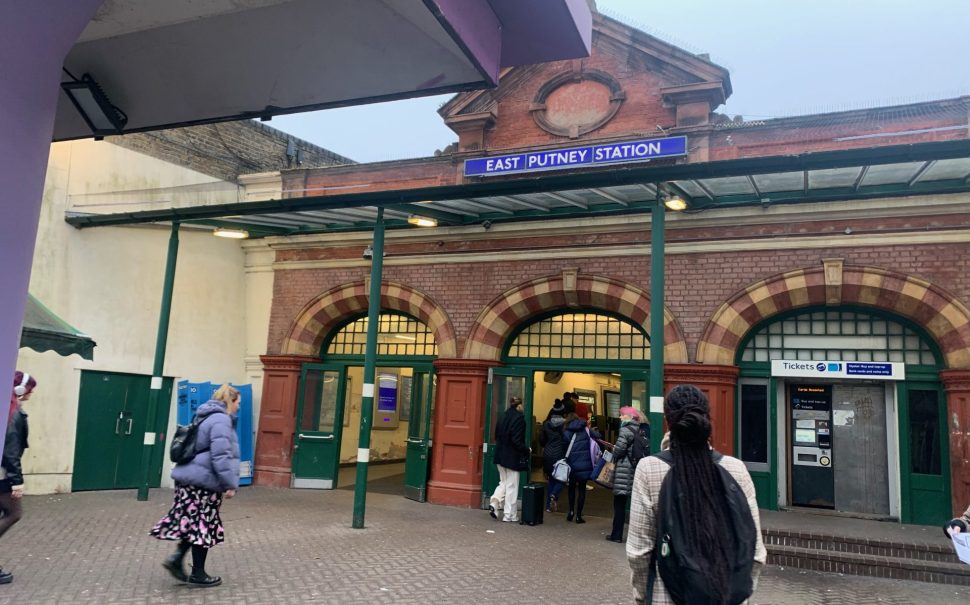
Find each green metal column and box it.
[353,207,385,528]
[648,191,666,452]
[138,221,180,501]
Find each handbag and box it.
[551,433,577,483]
[592,449,616,489]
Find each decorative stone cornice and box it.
[259,354,316,371]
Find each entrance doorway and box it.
[290,309,439,500]
[482,368,646,518]
[292,363,435,498]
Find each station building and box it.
[236,11,970,526]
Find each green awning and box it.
[20,294,96,360]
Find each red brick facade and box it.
[257,11,970,517]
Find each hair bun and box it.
[672,410,711,445]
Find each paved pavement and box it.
[0,485,968,604]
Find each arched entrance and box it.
[697,262,970,524]
[255,281,454,497]
[291,311,439,501]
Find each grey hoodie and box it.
[170,400,240,492]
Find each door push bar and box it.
[298,434,334,441]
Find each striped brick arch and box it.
[281,281,457,358]
[463,273,689,362]
[696,265,970,369]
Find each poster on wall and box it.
[603,389,621,418]
[375,371,400,429]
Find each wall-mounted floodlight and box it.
[659,184,689,212]
[213,227,250,239]
[61,73,128,136]
[407,215,438,227]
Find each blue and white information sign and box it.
[771,360,905,381]
[463,135,687,177]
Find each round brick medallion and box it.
[531,69,625,138]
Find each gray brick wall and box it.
[106,120,354,183]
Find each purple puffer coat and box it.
[171,400,240,493]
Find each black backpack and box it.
[169,415,204,464]
[646,450,756,605]
[627,423,651,467]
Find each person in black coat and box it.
[488,396,530,523]
[1,371,37,585]
[539,399,567,511]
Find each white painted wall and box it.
[16,140,251,494]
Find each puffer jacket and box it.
[0,408,28,492]
[494,406,529,471]
[611,420,639,496]
[171,400,240,492]
[562,418,595,481]
[539,416,566,475]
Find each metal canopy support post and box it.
[138,221,180,501]
[648,190,665,452]
[353,207,385,528]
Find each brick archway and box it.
[696,264,970,369]
[281,281,458,358]
[463,272,688,362]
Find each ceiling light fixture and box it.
[407,215,438,227]
[213,227,250,239]
[61,73,128,136]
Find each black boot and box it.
[0,568,12,584]
[566,510,574,522]
[162,554,187,582]
[188,569,222,588]
[162,542,190,582]
[575,515,586,524]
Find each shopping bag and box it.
[592,449,615,489]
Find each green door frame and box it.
[482,366,534,508]
[897,375,951,525]
[293,359,435,492]
[404,370,435,502]
[292,363,348,489]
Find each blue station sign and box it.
[463,135,688,177]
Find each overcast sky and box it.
[272,0,970,163]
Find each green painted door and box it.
[481,367,532,507]
[899,381,950,525]
[72,371,172,491]
[292,364,346,489]
[404,371,435,501]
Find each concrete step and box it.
[767,543,970,586]
[763,528,957,563]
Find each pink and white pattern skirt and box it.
[150,484,225,547]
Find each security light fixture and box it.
[61,73,128,136]
[659,183,689,212]
[213,227,250,239]
[407,215,437,228]
[663,195,688,212]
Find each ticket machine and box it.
[790,384,834,508]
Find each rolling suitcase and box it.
[520,483,545,526]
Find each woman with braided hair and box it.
[625,384,766,605]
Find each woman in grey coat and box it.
[607,406,643,542]
[151,384,241,587]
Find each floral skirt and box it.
[150,484,225,547]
